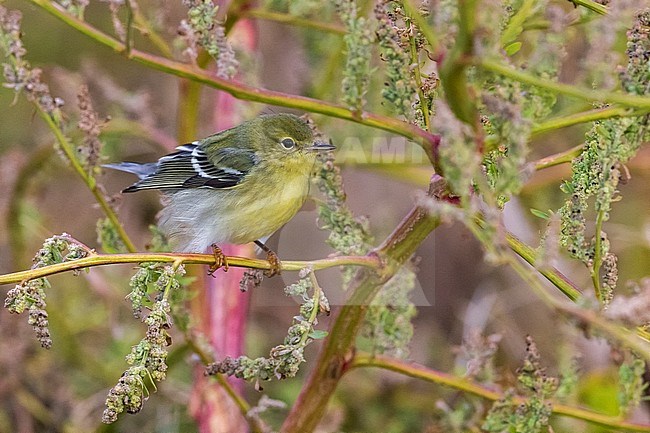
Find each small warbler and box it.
[104,113,334,274]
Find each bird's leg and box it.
[254,240,281,277]
[208,243,229,276]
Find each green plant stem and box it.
[350,353,650,432]
[123,0,134,56]
[0,253,381,286]
[523,14,596,31]
[26,0,440,164]
[531,106,639,136]
[504,229,583,301]
[407,18,431,132]
[177,51,212,143]
[479,58,650,109]
[591,209,605,301]
[300,271,323,346]
[282,179,444,433]
[402,0,439,54]
[130,0,173,58]
[500,0,535,48]
[37,110,137,253]
[439,0,479,126]
[470,213,650,367]
[569,0,608,15]
[506,252,650,362]
[241,9,346,34]
[533,144,583,170]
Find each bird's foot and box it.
[208,244,229,276]
[254,240,281,277]
[264,250,281,278]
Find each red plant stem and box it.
[189,10,257,432]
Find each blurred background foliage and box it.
[0,0,649,432]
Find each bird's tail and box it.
[102,162,157,180]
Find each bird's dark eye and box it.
[281,137,296,150]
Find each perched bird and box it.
[104,113,334,275]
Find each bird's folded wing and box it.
[124,144,259,192]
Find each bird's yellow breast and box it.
[159,153,316,252]
[218,155,314,244]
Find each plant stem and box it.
[439,0,479,126]
[531,106,639,136]
[299,271,323,346]
[569,0,608,15]
[124,0,134,56]
[0,253,381,286]
[407,18,431,132]
[282,178,445,433]
[242,9,346,34]
[350,353,650,432]
[26,0,440,165]
[402,0,439,54]
[185,335,266,433]
[506,253,650,362]
[37,110,137,253]
[591,209,605,301]
[505,229,583,301]
[130,0,173,58]
[479,58,650,109]
[533,144,583,170]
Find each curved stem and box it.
[402,0,439,54]
[130,0,173,58]
[26,0,440,165]
[439,0,479,126]
[0,252,381,286]
[350,353,650,432]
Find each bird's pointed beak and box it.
[306,140,336,152]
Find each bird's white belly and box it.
[158,174,310,252]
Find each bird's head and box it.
[255,114,335,165]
